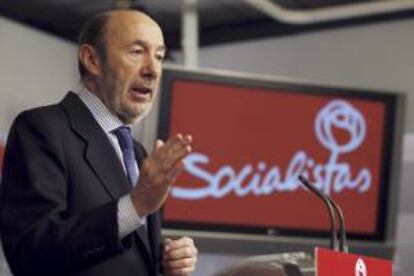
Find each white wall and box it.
[0,16,78,136]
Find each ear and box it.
[79,44,102,77]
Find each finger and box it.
[154,139,164,151]
[183,134,192,144]
[163,257,197,270]
[155,144,191,174]
[164,163,185,183]
[167,137,192,156]
[164,237,194,253]
[171,140,192,156]
[163,133,184,149]
[164,246,197,261]
[154,134,192,167]
[161,133,192,156]
[168,145,192,168]
[164,244,197,261]
[165,266,195,276]
[151,136,181,162]
[164,238,173,245]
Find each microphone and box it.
[298,175,348,253]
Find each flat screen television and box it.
[158,67,405,254]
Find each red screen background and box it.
[163,80,385,234]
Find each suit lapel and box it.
[60,92,131,199]
[61,92,158,269]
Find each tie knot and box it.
[113,126,133,149]
[114,126,131,136]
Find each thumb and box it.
[163,238,173,251]
[154,139,164,151]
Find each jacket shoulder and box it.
[11,102,66,133]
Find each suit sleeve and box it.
[0,111,126,275]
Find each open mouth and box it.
[131,86,151,94]
[130,86,152,100]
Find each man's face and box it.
[96,11,165,124]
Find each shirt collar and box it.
[77,85,125,133]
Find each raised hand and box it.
[131,134,193,216]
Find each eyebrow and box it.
[132,39,167,52]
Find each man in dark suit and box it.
[0,10,197,276]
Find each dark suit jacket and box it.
[0,92,162,276]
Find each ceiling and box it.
[0,0,413,52]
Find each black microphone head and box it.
[298,175,306,183]
[298,175,314,191]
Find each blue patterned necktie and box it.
[113,126,139,187]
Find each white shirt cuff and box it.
[117,195,146,239]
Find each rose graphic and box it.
[315,100,366,156]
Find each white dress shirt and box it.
[77,86,146,239]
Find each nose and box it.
[140,54,158,81]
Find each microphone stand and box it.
[298,175,348,252]
[327,198,348,253]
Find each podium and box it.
[315,248,392,276]
[216,248,392,276]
